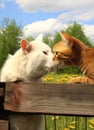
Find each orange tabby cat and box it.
[53,32,94,84]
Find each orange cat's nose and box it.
[53,52,58,61]
[53,55,56,61]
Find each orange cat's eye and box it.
[56,52,59,55]
[54,51,59,55]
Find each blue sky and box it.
[0,0,62,25]
[0,0,94,41]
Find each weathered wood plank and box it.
[4,82,94,116]
[9,113,45,130]
[0,120,9,130]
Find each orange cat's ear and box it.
[20,39,32,53]
[60,32,74,47]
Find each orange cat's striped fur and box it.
[53,32,94,84]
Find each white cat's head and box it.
[20,34,54,81]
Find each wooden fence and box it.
[0,82,94,130]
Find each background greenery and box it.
[0,18,93,71]
[0,17,94,130]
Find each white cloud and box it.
[15,0,94,24]
[58,9,94,23]
[84,25,94,42]
[0,3,5,8]
[18,0,94,42]
[23,18,94,42]
[16,0,94,12]
[23,18,64,38]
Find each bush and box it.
[57,66,81,74]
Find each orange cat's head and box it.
[53,32,88,67]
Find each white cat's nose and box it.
[45,66,50,72]
[45,65,54,72]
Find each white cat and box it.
[0,34,55,130]
[0,34,54,82]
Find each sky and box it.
[0,0,94,42]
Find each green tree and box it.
[0,18,22,54]
[0,18,22,68]
[43,33,54,47]
[43,32,61,48]
[51,32,61,47]
[64,22,93,47]
[0,41,8,69]
[26,36,34,42]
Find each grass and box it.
[43,72,79,83]
[42,72,94,130]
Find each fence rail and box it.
[0,82,94,130]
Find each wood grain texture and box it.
[4,82,94,116]
[9,114,45,130]
[0,120,9,130]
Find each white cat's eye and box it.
[43,51,48,55]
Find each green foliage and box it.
[0,41,8,69]
[43,32,61,48]
[0,18,22,54]
[64,21,93,47]
[43,33,54,47]
[51,32,62,47]
[57,66,81,74]
[0,17,22,69]
[46,115,93,130]
[26,36,34,42]
[43,22,93,49]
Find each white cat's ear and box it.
[20,39,32,53]
[35,34,43,42]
